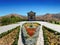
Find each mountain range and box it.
[36,13,60,21]
[0,13,60,21]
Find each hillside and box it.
[0,13,60,26]
[0,14,27,19]
[0,14,27,26]
[36,13,60,21]
[0,13,60,21]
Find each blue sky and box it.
[0,0,60,16]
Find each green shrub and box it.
[1,16,27,26]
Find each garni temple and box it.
[27,11,36,21]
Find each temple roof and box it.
[28,11,36,14]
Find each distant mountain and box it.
[1,14,27,19]
[0,14,27,24]
[52,13,60,19]
[0,13,60,22]
[36,13,60,21]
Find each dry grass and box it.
[43,26,60,45]
[0,26,20,45]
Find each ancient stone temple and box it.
[27,11,36,21]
